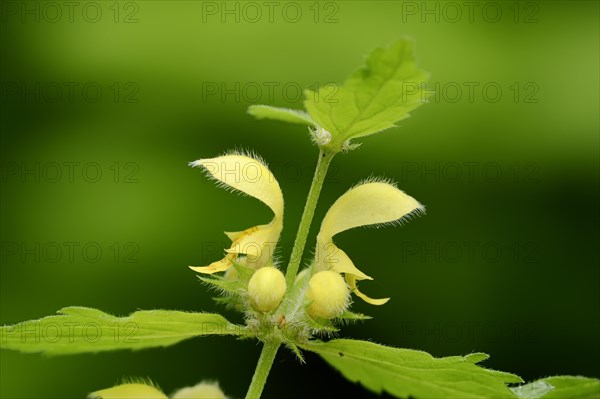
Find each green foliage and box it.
[304,40,430,151]
[0,307,242,355]
[303,339,523,399]
[511,376,600,399]
[199,261,261,312]
[247,105,315,126]
[2,41,597,399]
[334,310,372,323]
[249,40,429,153]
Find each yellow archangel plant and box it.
[6,41,581,399]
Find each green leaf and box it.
[285,342,305,364]
[248,105,315,126]
[198,275,245,293]
[198,269,250,311]
[334,310,372,323]
[231,260,256,285]
[511,376,600,399]
[302,339,522,399]
[304,39,429,151]
[304,314,339,334]
[0,307,243,355]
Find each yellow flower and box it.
[89,381,227,399]
[188,153,284,274]
[314,180,424,305]
[89,383,167,399]
[171,382,228,399]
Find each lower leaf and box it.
[0,306,243,355]
[302,338,522,399]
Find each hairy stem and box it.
[285,149,335,288]
[244,150,334,399]
[244,341,280,399]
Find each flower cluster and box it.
[186,152,424,337]
[88,151,425,398]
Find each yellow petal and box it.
[319,181,423,242]
[190,154,284,273]
[191,221,282,274]
[225,222,281,261]
[346,274,390,306]
[224,230,244,241]
[171,381,227,399]
[189,253,235,274]
[316,244,372,281]
[190,154,284,220]
[89,383,167,399]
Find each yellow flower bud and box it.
[89,383,167,399]
[306,271,350,319]
[248,267,286,312]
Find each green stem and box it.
[244,341,280,399]
[244,150,334,399]
[285,149,335,288]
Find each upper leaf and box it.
[0,307,243,355]
[511,376,600,399]
[302,339,522,399]
[247,105,315,126]
[304,40,429,151]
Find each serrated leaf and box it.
[304,313,339,334]
[335,310,372,322]
[198,275,245,293]
[248,105,315,126]
[511,376,600,399]
[231,260,255,285]
[302,339,522,399]
[285,342,305,364]
[465,352,490,363]
[304,40,429,151]
[0,307,243,355]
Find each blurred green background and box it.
[1,1,598,398]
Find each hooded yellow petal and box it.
[319,181,423,242]
[190,221,282,274]
[190,154,284,273]
[190,154,284,220]
[316,244,371,281]
[171,381,227,399]
[189,256,233,274]
[224,223,280,260]
[346,274,390,306]
[224,230,244,241]
[89,383,167,399]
